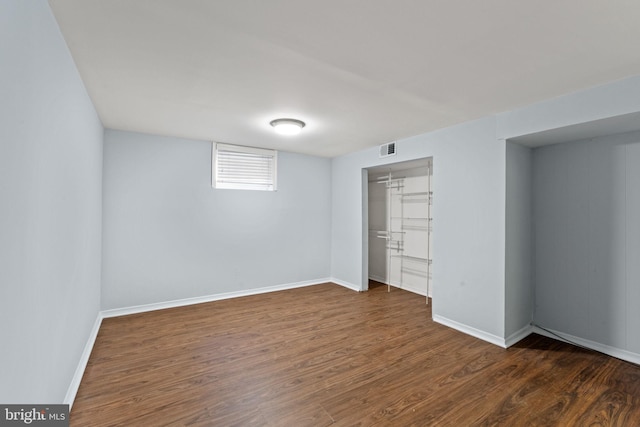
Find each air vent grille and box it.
[379,142,396,158]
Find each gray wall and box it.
[498,75,640,141]
[498,74,640,354]
[533,132,640,353]
[102,130,332,310]
[367,177,387,283]
[333,74,640,347]
[6,1,640,405]
[0,1,103,403]
[505,142,533,338]
[331,117,507,339]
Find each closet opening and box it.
[364,158,433,305]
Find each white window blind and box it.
[212,143,277,191]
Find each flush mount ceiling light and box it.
[270,118,306,135]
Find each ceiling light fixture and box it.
[270,118,306,135]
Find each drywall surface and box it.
[331,117,507,339]
[497,74,640,140]
[367,177,387,283]
[0,1,103,402]
[102,130,332,309]
[533,131,640,354]
[505,142,533,337]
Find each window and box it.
[212,143,277,191]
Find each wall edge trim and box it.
[329,277,362,292]
[532,326,640,365]
[101,278,333,318]
[433,314,506,348]
[64,313,103,409]
[505,324,534,347]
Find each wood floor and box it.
[71,282,640,426]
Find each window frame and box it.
[212,143,278,191]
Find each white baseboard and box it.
[433,314,506,348]
[366,277,433,299]
[330,277,362,292]
[64,313,103,409]
[368,274,387,284]
[396,283,428,297]
[101,278,332,318]
[505,324,533,347]
[532,326,640,365]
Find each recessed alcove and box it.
[506,111,640,362]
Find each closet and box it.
[367,159,433,303]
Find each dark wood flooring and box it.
[71,281,640,426]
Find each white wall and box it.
[497,74,640,355]
[102,130,332,310]
[367,178,387,283]
[331,117,507,341]
[6,3,640,405]
[0,1,103,403]
[505,142,533,339]
[497,75,640,140]
[533,132,640,355]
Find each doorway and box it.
[365,158,433,304]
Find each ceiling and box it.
[48,0,640,158]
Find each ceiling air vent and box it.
[379,142,396,158]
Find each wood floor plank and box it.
[71,282,640,426]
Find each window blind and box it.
[213,143,277,191]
